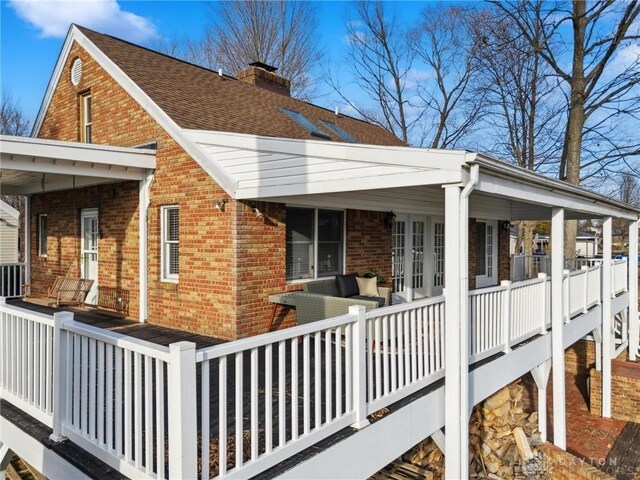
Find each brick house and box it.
[6,25,511,340]
[1,24,639,480]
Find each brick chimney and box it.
[236,62,291,97]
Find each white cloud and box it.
[9,0,158,43]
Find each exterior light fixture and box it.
[384,211,396,228]
[215,198,228,212]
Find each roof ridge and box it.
[73,24,386,130]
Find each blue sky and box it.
[0,0,437,125]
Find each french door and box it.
[475,220,498,288]
[432,219,445,296]
[80,208,99,305]
[392,214,428,302]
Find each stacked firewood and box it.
[372,381,548,479]
[469,382,547,479]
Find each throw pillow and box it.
[356,277,379,297]
[335,274,359,298]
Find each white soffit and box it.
[0,135,156,194]
[182,129,468,198]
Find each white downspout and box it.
[139,171,153,323]
[444,163,478,480]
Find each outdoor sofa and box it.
[294,277,391,325]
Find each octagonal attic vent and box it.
[71,58,83,86]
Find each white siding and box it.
[0,206,19,263]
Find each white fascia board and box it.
[0,200,19,218]
[236,169,462,199]
[1,135,156,170]
[184,128,469,171]
[31,25,76,137]
[473,154,640,219]
[30,26,237,196]
[475,171,638,220]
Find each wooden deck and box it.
[7,298,226,349]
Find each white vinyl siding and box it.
[0,208,19,263]
[161,206,179,282]
[286,207,344,281]
[38,214,48,257]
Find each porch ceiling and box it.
[0,135,156,195]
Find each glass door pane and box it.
[392,220,405,294]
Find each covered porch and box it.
[0,135,155,321]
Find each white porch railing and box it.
[0,258,630,480]
[0,302,55,427]
[612,258,627,296]
[0,263,25,298]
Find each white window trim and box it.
[38,214,48,257]
[286,206,346,284]
[161,205,179,283]
[81,93,92,143]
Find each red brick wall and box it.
[538,443,614,480]
[565,339,597,375]
[29,183,140,318]
[590,360,640,422]
[345,210,392,285]
[38,41,237,338]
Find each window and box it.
[38,214,48,257]
[80,93,92,143]
[319,120,357,143]
[280,109,330,139]
[161,206,179,282]
[286,207,344,281]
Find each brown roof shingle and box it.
[78,26,405,147]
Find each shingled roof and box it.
[77,26,405,147]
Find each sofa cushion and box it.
[356,277,379,297]
[335,274,359,298]
[350,295,386,307]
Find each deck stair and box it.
[6,455,44,480]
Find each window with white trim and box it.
[286,207,344,281]
[161,206,179,282]
[80,92,92,143]
[38,214,48,257]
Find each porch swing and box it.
[43,174,95,307]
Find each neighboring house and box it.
[0,201,19,264]
[510,227,599,258]
[1,24,639,480]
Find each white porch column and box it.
[602,217,613,417]
[138,172,153,323]
[443,184,469,480]
[629,219,638,361]
[24,195,31,290]
[551,207,566,449]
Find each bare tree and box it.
[470,5,564,256]
[1,90,30,136]
[493,0,640,256]
[619,172,640,206]
[328,1,416,143]
[409,6,483,148]
[0,90,28,220]
[172,1,322,99]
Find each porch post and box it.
[602,216,613,417]
[531,360,551,442]
[629,219,638,361]
[551,207,566,449]
[24,195,30,290]
[138,172,152,322]
[443,184,469,480]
